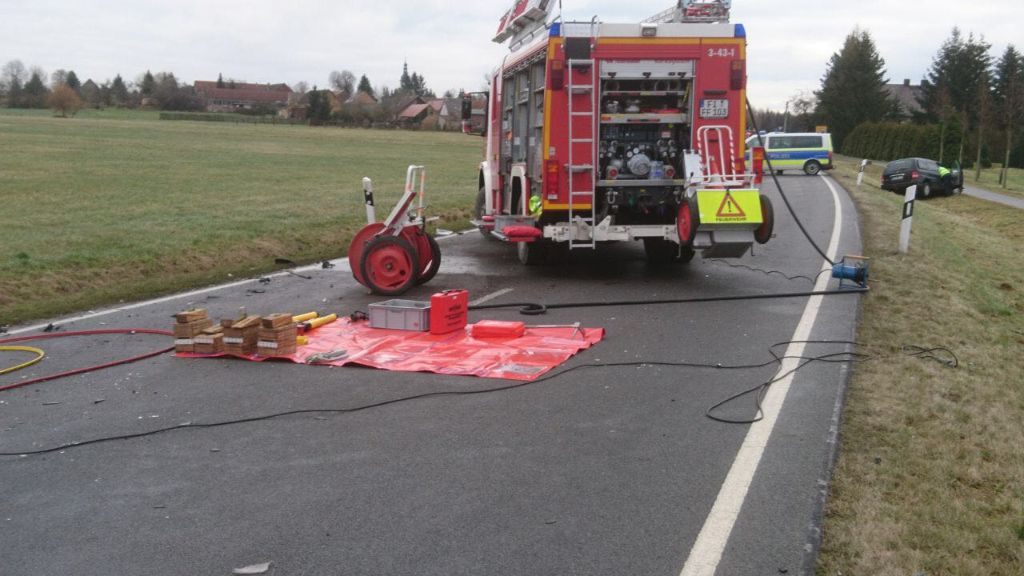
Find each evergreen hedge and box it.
[841,121,980,167]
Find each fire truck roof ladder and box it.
[567,55,597,250]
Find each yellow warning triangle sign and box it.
[716,191,747,219]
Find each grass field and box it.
[817,156,1024,575]
[0,110,482,324]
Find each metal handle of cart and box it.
[378,164,427,236]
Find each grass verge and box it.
[816,155,1024,574]
[0,110,482,325]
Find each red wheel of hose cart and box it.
[400,226,441,285]
[348,223,386,287]
[360,235,420,295]
[416,234,441,285]
[677,197,699,246]
[755,195,774,244]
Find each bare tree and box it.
[50,69,68,89]
[329,70,355,94]
[974,70,991,180]
[2,59,28,101]
[2,59,28,84]
[48,84,83,117]
[292,81,309,94]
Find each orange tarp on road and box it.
[179,318,603,381]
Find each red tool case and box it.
[429,290,469,335]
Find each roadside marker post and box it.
[856,159,870,187]
[362,177,376,224]
[899,184,916,253]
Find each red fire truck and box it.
[466,0,772,265]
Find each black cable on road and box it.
[0,339,956,457]
[469,287,867,315]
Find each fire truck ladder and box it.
[566,57,598,249]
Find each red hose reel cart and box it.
[349,165,442,295]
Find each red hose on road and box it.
[0,329,174,392]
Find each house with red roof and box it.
[194,80,293,112]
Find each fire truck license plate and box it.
[699,99,729,119]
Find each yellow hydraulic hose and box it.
[0,346,46,375]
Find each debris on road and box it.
[233,561,272,574]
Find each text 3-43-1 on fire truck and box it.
[462,0,774,265]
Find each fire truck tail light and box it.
[751,146,765,184]
[545,159,560,198]
[730,60,745,91]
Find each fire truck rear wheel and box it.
[517,240,546,265]
[475,187,498,241]
[677,245,696,262]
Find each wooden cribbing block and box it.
[256,324,298,356]
[173,318,212,339]
[262,314,293,329]
[256,339,297,356]
[258,324,297,342]
[175,309,208,324]
[174,338,195,353]
[224,316,261,355]
[231,315,262,330]
[194,332,224,354]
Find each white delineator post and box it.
[857,159,869,187]
[362,177,376,224]
[899,184,916,253]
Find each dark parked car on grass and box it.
[881,157,963,198]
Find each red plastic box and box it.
[470,320,526,339]
[429,290,469,335]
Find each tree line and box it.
[0,58,460,127]
[304,62,457,127]
[0,60,207,114]
[812,27,1024,181]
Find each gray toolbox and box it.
[368,299,431,331]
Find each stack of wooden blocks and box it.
[174,309,212,353]
[224,316,261,356]
[257,313,298,356]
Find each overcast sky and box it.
[1,1,1020,110]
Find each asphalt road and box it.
[0,174,862,576]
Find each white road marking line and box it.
[469,288,515,306]
[678,175,845,576]
[5,229,477,336]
